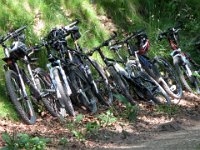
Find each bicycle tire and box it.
[132,70,171,105]
[142,72,171,105]
[88,60,113,106]
[53,68,75,116]
[175,63,200,94]
[153,57,183,99]
[68,67,97,113]
[5,70,36,125]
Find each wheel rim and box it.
[155,59,181,96]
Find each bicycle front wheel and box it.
[88,59,113,106]
[107,66,136,105]
[53,68,75,116]
[68,67,97,114]
[5,70,36,125]
[175,63,200,94]
[134,71,171,105]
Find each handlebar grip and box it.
[134,29,145,35]
[157,33,163,41]
[174,22,183,30]
[69,19,79,27]
[32,45,42,51]
[14,26,27,34]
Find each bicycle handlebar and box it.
[110,29,145,47]
[86,32,118,56]
[158,23,183,41]
[0,26,27,44]
[123,29,145,43]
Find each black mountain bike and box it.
[87,34,169,105]
[1,26,60,124]
[158,24,200,94]
[108,33,171,105]
[61,21,113,106]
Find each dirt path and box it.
[90,92,200,150]
[91,121,200,150]
[132,124,200,150]
[0,92,200,150]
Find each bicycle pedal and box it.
[170,85,177,92]
[148,100,156,105]
[89,99,97,113]
[40,92,49,98]
[44,89,56,93]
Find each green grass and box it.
[155,105,180,116]
[0,0,200,120]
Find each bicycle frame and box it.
[72,42,100,94]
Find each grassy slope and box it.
[0,0,200,120]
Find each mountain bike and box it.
[120,29,182,100]
[1,26,61,124]
[158,24,200,94]
[34,37,76,116]
[61,21,113,106]
[87,33,170,105]
[108,33,171,105]
[39,21,97,114]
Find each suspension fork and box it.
[48,60,72,96]
[14,63,29,99]
[173,53,193,77]
[134,51,144,71]
[86,64,99,93]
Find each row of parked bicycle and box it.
[1,20,200,125]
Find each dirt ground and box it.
[0,91,200,150]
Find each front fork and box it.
[14,63,29,100]
[83,64,99,94]
[173,54,193,77]
[47,60,72,98]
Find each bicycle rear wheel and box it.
[107,66,136,105]
[5,70,36,125]
[68,66,97,113]
[153,57,182,99]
